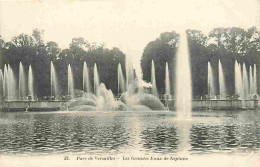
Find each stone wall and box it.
[0,100,258,112]
[163,100,258,110]
[0,101,67,111]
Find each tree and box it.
[46,41,61,60]
[141,31,179,95]
[141,27,260,97]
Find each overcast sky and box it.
[0,0,259,80]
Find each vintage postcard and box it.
[0,0,259,166]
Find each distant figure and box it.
[27,95,32,101]
[164,94,171,100]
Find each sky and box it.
[0,0,259,81]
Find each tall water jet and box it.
[94,63,100,96]
[218,60,226,99]
[83,62,91,93]
[253,64,257,95]
[151,60,157,96]
[176,32,192,120]
[125,55,136,90]
[117,63,125,94]
[127,64,135,90]
[51,61,59,98]
[0,70,4,99]
[235,61,243,99]
[165,62,171,95]
[125,56,129,89]
[249,65,254,97]
[7,64,16,100]
[3,64,8,99]
[67,64,74,98]
[242,63,249,100]
[19,62,26,100]
[28,65,34,100]
[208,61,215,98]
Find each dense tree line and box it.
[0,29,126,98]
[141,27,260,98]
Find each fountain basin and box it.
[162,99,259,110]
[1,100,67,112]
[0,99,259,112]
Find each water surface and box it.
[0,110,259,155]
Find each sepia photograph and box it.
[0,0,259,166]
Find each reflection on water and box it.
[0,112,129,155]
[141,125,179,153]
[0,111,259,155]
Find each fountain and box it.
[117,63,125,94]
[19,62,26,100]
[249,65,254,97]
[242,63,249,101]
[2,31,258,113]
[176,32,192,120]
[51,61,59,98]
[5,64,17,101]
[28,65,34,100]
[93,63,100,96]
[0,70,3,99]
[208,61,215,98]
[151,60,157,96]
[83,62,91,93]
[253,64,257,95]
[3,65,8,99]
[218,60,226,99]
[66,59,166,112]
[67,64,74,98]
[165,62,170,95]
[126,64,135,90]
[235,60,243,99]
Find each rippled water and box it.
[0,110,259,155]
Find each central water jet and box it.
[176,32,192,120]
